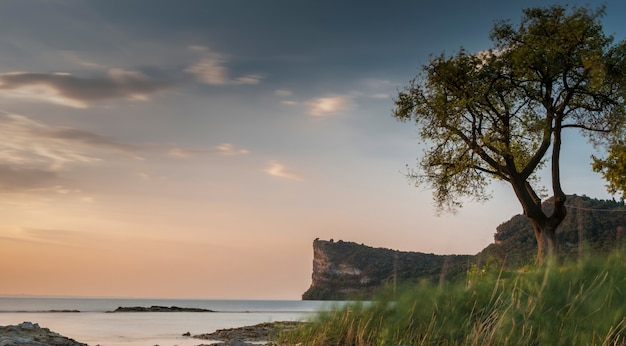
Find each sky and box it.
[0,0,624,299]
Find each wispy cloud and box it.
[185,55,231,85]
[275,89,293,97]
[306,95,355,117]
[215,143,250,156]
[0,164,59,192]
[60,51,108,69]
[167,143,250,158]
[235,74,263,85]
[0,113,139,193]
[264,160,303,181]
[359,78,396,100]
[0,114,102,169]
[38,128,138,152]
[166,148,196,158]
[0,69,169,108]
[185,50,263,86]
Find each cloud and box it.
[0,69,169,108]
[264,160,303,181]
[275,89,293,97]
[215,143,250,156]
[359,79,395,100]
[306,95,355,117]
[167,143,249,158]
[0,113,141,194]
[185,55,230,85]
[186,53,263,86]
[60,51,108,69]
[0,164,59,192]
[0,114,102,169]
[235,74,263,85]
[38,128,138,152]
[166,148,196,158]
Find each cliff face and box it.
[302,239,472,300]
[302,196,626,300]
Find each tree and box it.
[393,5,626,262]
[592,140,626,199]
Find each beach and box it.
[0,297,331,345]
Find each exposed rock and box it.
[303,239,472,300]
[192,321,302,344]
[109,305,214,312]
[0,322,87,346]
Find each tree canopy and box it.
[593,140,626,199]
[393,5,626,261]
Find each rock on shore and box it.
[192,321,303,345]
[0,322,87,346]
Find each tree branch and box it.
[561,123,611,132]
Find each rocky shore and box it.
[0,322,87,346]
[191,321,303,345]
[1,320,302,346]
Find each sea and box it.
[0,297,338,345]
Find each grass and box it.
[278,250,626,345]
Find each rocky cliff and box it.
[303,196,626,300]
[302,239,472,300]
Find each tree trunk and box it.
[510,180,562,263]
[532,222,557,263]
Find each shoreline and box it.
[0,298,324,345]
[1,320,304,346]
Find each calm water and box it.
[0,297,338,345]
